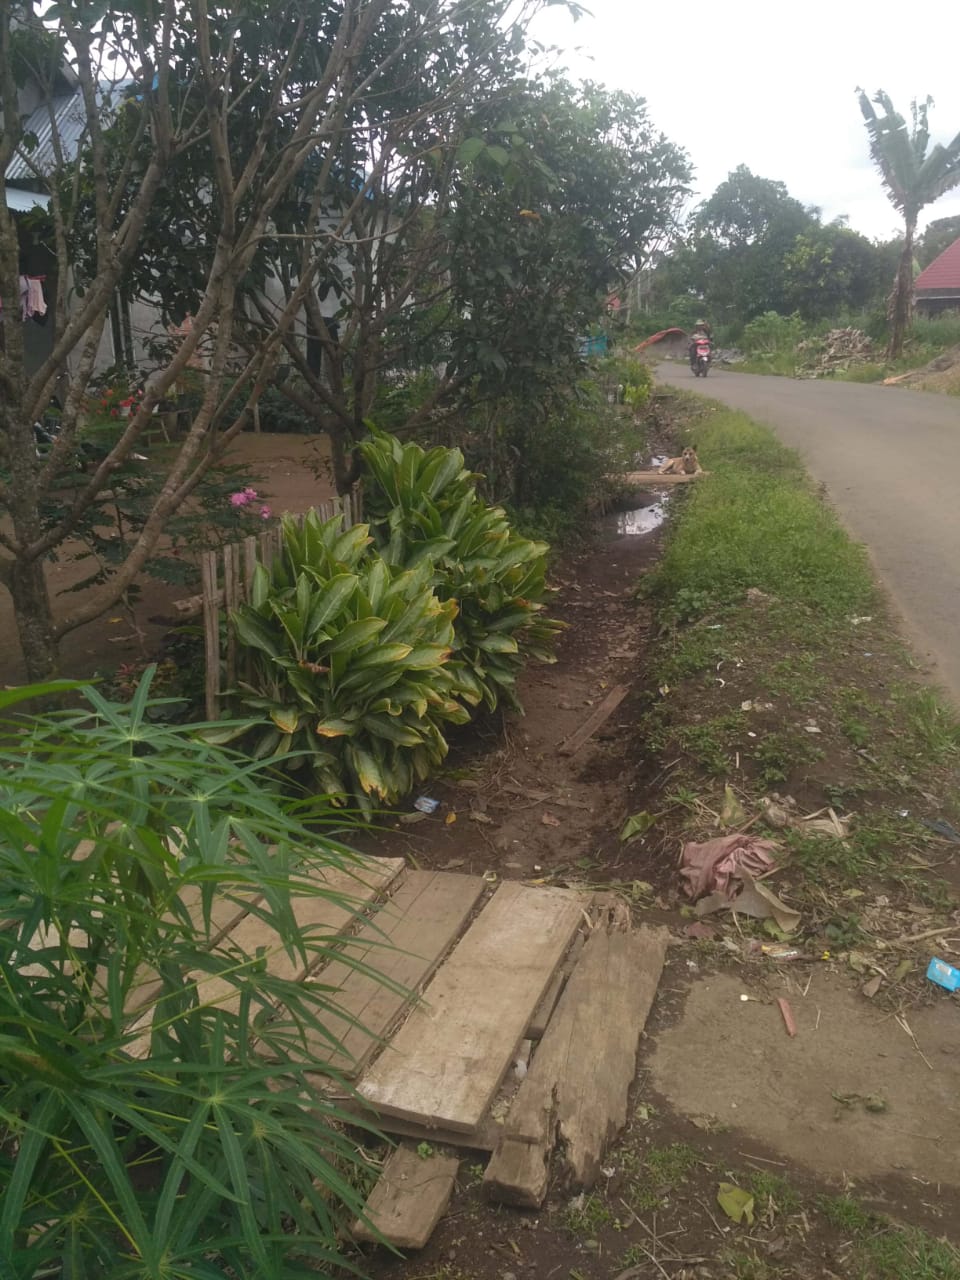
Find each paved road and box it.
[656,362,960,703]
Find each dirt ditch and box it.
[354,469,960,1279]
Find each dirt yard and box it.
[0,432,335,685]
[12,414,959,1277]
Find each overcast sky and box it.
[528,0,960,243]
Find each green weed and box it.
[748,1171,801,1214]
[751,730,824,787]
[678,712,745,775]
[718,1250,782,1280]
[906,689,960,760]
[817,1196,960,1280]
[563,1191,615,1235]
[626,1142,701,1211]
[643,411,874,617]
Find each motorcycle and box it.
[691,337,712,378]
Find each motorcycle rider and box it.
[688,319,712,372]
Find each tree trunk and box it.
[328,424,362,496]
[886,219,915,360]
[10,557,59,681]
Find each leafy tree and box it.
[857,89,960,357]
[917,213,960,268]
[255,76,690,494]
[782,223,884,320]
[689,165,816,323]
[0,0,553,679]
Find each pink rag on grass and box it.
[679,834,779,901]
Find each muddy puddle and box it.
[610,457,671,537]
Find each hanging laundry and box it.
[19,275,47,322]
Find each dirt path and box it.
[359,498,663,884]
[656,361,960,706]
[359,481,960,1280]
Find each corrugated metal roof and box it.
[915,237,960,292]
[2,186,50,212]
[5,82,132,182]
[5,91,87,180]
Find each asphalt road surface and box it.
[656,362,960,703]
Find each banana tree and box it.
[857,90,960,358]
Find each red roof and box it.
[634,327,688,351]
[915,236,960,291]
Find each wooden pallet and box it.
[348,897,668,1248]
[357,882,585,1132]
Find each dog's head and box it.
[681,446,697,464]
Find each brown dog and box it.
[659,446,702,476]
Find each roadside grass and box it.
[633,396,960,919]
[818,1197,960,1280]
[568,1142,960,1280]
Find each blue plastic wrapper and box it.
[926,957,960,991]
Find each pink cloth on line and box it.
[679,833,778,901]
[19,275,47,321]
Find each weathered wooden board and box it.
[298,870,485,1075]
[129,857,404,1052]
[621,470,703,485]
[526,933,585,1040]
[357,883,585,1132]
[353,1145,459,1250]
[483,924,668,1207]
[558,684,629,757]
[195,857,406,1005]
[331,1094,507,1153]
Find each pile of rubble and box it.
[796,327,873,377]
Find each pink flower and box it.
[259,505,272,520]
[243,487,258,500]
[230,491,249,507]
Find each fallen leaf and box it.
[892,958,913,983]
[684,922,717,940]
[717,1182,755,1226]
[863,1093,887,1113]
[468,811,493,825]
[690,1114,724,1132]
[445,811,457,825]
[620,811,656,841]
[861,974,882,999]
[399,811,428,824]
[720,785,747,829]
[541,812,561,828]
[440,858,465,869]
[696,870,801,933]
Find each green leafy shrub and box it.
[232,509,471,811]
[0,673,385,1277]
[596,353,653,407]
[740,310,807,355]
[359,430,562,712]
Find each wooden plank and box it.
[201,550,220,719]
[242,535,258,594]
[357,883,585,1133]
[223,543,239,692]
[301,870,485,1076]
[526,932,585,1040]
[332,1099,506,1153]
[621,470,701,485]
[483,925,668,1207]
[195,857,406,1008]
[130,858,404,1050]
[352,1144,459,1250]
[558,684,629,757]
